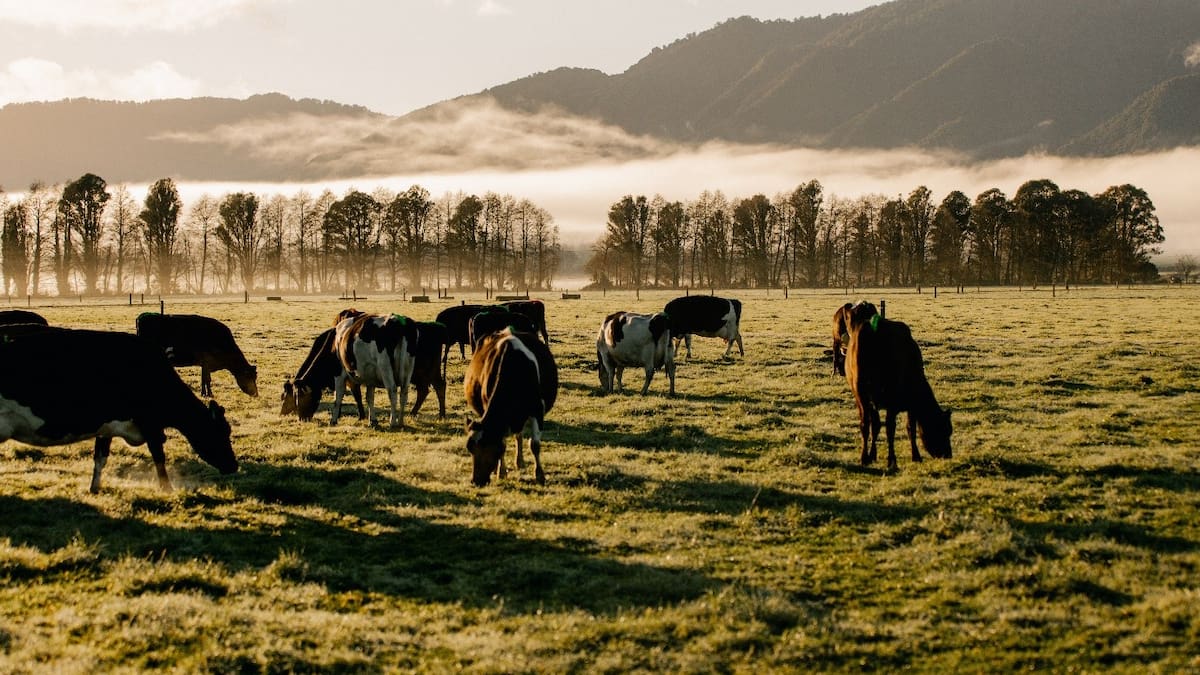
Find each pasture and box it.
[1,287,1198,672]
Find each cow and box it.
[330,312,419,429]
[135,313,258,398]
[663,295,744,359]
[830,301,878,377]
[498,299,550,343]
[596,311,675,396]
[282,328,365,422]
[435,304,489,376]
[410,321,449,419]
[468,309,538,349]
[0,326,237,493]
[844,301,952,471]
[464,328,558,487]
[0,309,48,326]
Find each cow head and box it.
[280,378,296,415]
[465,418,504,487]
[294,384,321,422]
[193,400,239,475]
[917,408,953,459]
[236,364,259,397]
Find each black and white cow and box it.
[136,313,258,397]
[498,299,550,343]
[283,328,365,422]
[596,311,675,396]
[0,326,238,492]
[468,309,538,348]
[663,295,744,359]
[330,312,419,428]
[464,328,558,487]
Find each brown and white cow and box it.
[135,313,258,397]
[330,312,419,429]
[663,295,744,359]
[0,325,237,492]
[597,311,675,396]
[464,328,558,487]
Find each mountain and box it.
[1,0,1199,187]
[470,0,1200,156]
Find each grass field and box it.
[2,286,1198,672]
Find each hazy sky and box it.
[0,0,883,115]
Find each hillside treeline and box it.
[586,179,1165,290]
[1,174,562,297]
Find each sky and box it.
[0,0,883,116]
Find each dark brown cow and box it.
[135,313,258,397]
[283,328,365,422]
[0,309,48,326]
[0,326,237,492]
[468,309,538,348]
[331,313,419,428]
[464,328,558,487]
[498,299,549,343]
[845,302,951,471]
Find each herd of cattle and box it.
[0,293,950,492]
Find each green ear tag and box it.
[869,314,880,332]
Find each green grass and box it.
[2,287,1199,672]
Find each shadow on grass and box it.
[1089,464,1200,492]
[551,420,758,458]
[0,466,715,614]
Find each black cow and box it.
[410,321,449,419]
[498,299,550,343]
[284,328,365,422]
[0,309,48,326]
[0,326,237,492]
[663,295,744,359]
[464,328,558,487]
[468,309,538,348]
[136,313,258,397]
[435,304,489,376]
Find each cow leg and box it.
[434,375,447,419]
[386,384,400,429]
[684,334,693,359]
[147,438,172,491]
[869,407,881,465]
[722,336,734,358]
[351,383,366,419]
[411,384,430,416]
[856,401,872,466]
[614,366,625,393]
[734,331,744,357]
[530,417,545,485]
[515,426,526,471]
[666,357,676,397]
[907,413,922,462]
[641,363,655,395]
[364,385,378,426]
[200,366,213,397]
[90,436,113,494]
[884,410,899,471]
[331,373,348,425]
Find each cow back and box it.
[0,309,48,326]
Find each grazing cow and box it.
[410,321,449,419]
[498,299,550,343]
[845,301,952,471]
[435,304,488,375]
[596,311,675,396]
[468,309,538,348]
[663,295,744,359]
[282,328,366,422]
[0,326,237,492]
[135,313,258,397]
[330,312,419,428]
[0,309,48,326]
[464,329,558,487]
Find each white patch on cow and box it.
[597,312,675,395]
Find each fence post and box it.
[160,299,165,314]
[933,285,938,298]
[880,299,886,319]
[244,291,249,304]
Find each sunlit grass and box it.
[1,286,1198,671]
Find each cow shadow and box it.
[549,420,759,458]
[0,467,714,615]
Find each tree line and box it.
[586,179,1165,289]
[1,174,562,297]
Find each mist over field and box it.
[163,101,1200,257]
